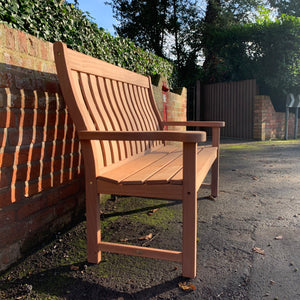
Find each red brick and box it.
[36,111,46,126]
[0,187,12,208]
[0,207,16,227]
[46,188,60,207]
[15,165,28,182]
[29,163,41,179]
[0,222,27,247]
[45,81,59,93]
[0,152,14,168]
[52,172,62,186]
[55,197,76,217]
[0,72,14,88]
[0,170,10,188]
[40,176,52,191]
[16,196,47,220]
[0,110,16,127]
[31,146,43,162]
[28,207,55,233]
[5,27,15,50]
[15,74,36,91]
[40,40,48,60]
[26,181,39,196]
[46,112,59,126]
[41,161,51,176]
[28,35,39,57]
[17,30,28,53]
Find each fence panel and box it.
[188,79,257,139]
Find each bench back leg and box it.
[182,143,197,278]
[211,127,221,197]
[85,177,102,264]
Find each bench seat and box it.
[99,145,217,186]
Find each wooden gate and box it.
[188,79,257,139]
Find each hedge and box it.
[0,0,173,84]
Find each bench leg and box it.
[211,127,220,197]
[211,157,219,197]
[85,178,101,264]
[182,189,197,278]
[182,142,197,278]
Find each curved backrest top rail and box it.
[54,42,150,88]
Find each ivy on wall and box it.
[0,0,173,83]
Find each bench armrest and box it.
[162,121,225,128]
[78,130,206,143]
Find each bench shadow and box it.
[0,263,185,300]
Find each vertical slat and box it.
[140,87,161,147]
[112,80,133,156]
[105,78,130,160]
[133,85,152,150]
[71,71,104,168]
[89,75,112,166]
[117,81,138,155]
[97,76,122,163]
[94,76,119,165]
[138,86,156,130]
[124,83,146,152]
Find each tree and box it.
[107,0,201,86]
[107,0,170,57]
[268,0,300,17]
[200,12,300,109]
[201,0,266,83]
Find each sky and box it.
[69,0,117,35]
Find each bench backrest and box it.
[54,42,164,170]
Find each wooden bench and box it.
[54,41,225,278]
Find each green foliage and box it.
[0,0,173,84]
[269,0,300,17]
[201,12,300,110]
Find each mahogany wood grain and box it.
[54,41,225,279]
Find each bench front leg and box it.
[182,142,197,278]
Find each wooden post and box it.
[285,107,289,140]
[182,142,197,278]
[294,107,299,139]
[211,127,220,197]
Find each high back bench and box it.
[54,41,225,278]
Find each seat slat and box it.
[146,147,205,184]
[121,149,182,185]
[170,147,218,186]
[99,145,178,184]
[146,155,182,184]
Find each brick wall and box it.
[0,24,85,271]
[0,24,187,271]
[253,95,300,140]
[152,76,187,128]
